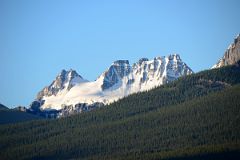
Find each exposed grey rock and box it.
[58,102,104,117]
[31,54,193,118]
[138,58,149,64]
[14,106,27,112]
[213,34,240,68]
[101,60,131,90]
[29,100,41,112]
[132,54,193,85]
[37,69,86,100]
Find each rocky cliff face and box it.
[37,69,87,100]
[131,54,192,86]
[213,34,240,68]
[99,54,193,94]
[101,60,131,90]
[31,54,193,117]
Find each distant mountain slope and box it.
[0,64,240,160]
[32,54,192,116]
[0,103,9,110]
[0,109,43,124]
[213,34,240,68]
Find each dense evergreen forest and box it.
[0,64,240,160]
[0,103,43,124]
[0,110,43,124]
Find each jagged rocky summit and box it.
[212,34,240,68]
[37,69,88,99]
[31,54,193,117]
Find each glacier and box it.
[31,54,193,117]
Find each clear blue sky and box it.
[0,0,240,108]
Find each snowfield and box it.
[39,54,193,110]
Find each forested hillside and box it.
[0,110,43,124]
[0,104,9,110]
[0,64,240,160]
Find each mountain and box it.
[212,34,240,68]
[0,103,9,110]
[0,110,43,124]
[0,104,43,124]
[1,64,240,160]
[32,54,193,116]
[37,69,88,99]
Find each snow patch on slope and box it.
[38,54,193,110]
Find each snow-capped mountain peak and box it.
[32,54,193,116]
[37,69,87,100]
[101,60,131,90]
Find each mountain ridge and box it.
[37,69,88,100]
[212,34,240,68]
[25,34,240,118]
[1,63,240,159]
[32,53,193,116]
